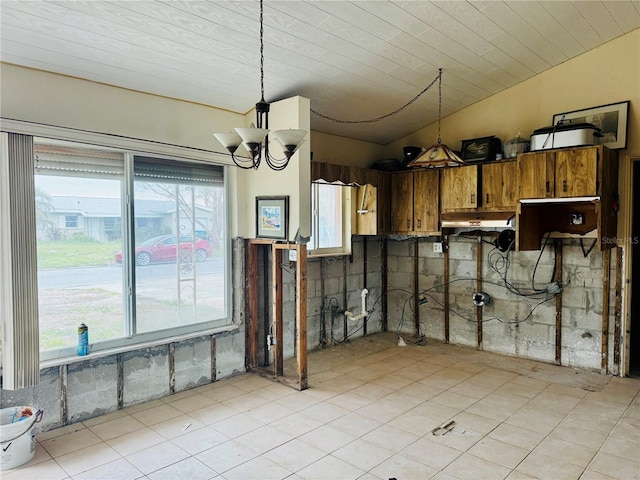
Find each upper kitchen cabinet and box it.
[518,145,613,200]
[516,145,619,251]
[440,165,478,212]
[480,161,518,211]
[391,169,439,235]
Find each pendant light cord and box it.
[260,0,265,102]
[310,69,442,125]
[437,67,442,144]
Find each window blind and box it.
[1,133,40,390]
[134,156,223,184]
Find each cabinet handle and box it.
[417,219,421,229]
[470,194,475,205]
[407,219,411,229]
[486,193,489,204]
[546,181,550,195]
[563,180,567,192]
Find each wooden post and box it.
[246,241,259,370]
[555,239,563,365]
[296,243,308,390]
[272,245,283,376]
[382,238,388,332]
[476,237,483,350]
[363,237,368,336]
[614,246,623,373]
[444,235,450,344]
[414,238,420,337]
[602,248,612,374]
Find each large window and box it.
[309,183,352,256]
[34,139,229,359]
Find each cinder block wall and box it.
[273,236,385,364]
[1,238,248,432]
[386,236,618,372]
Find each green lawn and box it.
[37,239,121,269]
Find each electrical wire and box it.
[310,70,441,125]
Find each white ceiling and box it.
[1,1,639,144]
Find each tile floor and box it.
[5,334,640,480]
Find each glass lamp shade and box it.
[407,143,464,168]
[270,129,306,149]
[235,127,269,145]
[213,132,242,152]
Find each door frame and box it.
[620,154,640,375]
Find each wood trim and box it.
[382,238,388,332]
[414,238,420,337]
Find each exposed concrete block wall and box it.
[0,238,247,433]
[386,236,618,372]
[275,236,384,359]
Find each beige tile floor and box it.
[5,334,640,480]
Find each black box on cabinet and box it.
[460,136,502,163]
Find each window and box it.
[309,183,352,256]
[34,139,229,360]
[65,215,78,228]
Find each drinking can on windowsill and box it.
[78,323,89,356]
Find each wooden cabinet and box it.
[518,146,601,199]
[516,145,619,251]
[440,165,478,212]
[481,161,518,211]
[357,172,392,236]
[391,169,439,234]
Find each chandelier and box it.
[213,0,306,171]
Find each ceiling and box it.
[1,1,639,145]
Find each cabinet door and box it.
[482,161,518,210]
[555,148,598,197]
[518,151,555,199]
[376,172,392,234]
[440,165,478,211]
[391,171,414,232]
[413,169,439,233]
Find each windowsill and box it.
[40,324,239,369]
[308,251,351,259]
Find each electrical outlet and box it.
[288,249,297,262]
[433,242,443,253]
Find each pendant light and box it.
[407,68,464,168]
[213,0,306,171]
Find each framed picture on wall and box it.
[256,196,289,240]
[552,100,629,150]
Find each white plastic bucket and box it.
[0,407,43,470]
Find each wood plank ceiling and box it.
[1,1,638,144]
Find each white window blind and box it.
[1,133,40,390]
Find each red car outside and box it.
[115,235,211,266]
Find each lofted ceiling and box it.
[1,1,639,145]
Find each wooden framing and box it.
[414,238,420,336]
[444,235,450,344]
[555,239,563,365]
[614,246,623,373]
[602,248,612,373]
[246,239,307,391]
[476,237,483,350]
[382,238,388,331]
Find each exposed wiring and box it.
[311,70,441,125]
[580,238,598,257]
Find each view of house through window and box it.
[309,182,351,255]
[34,140,228,358]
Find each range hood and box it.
[441,211,515,229]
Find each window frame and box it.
[308,182,353,257]
[32,137,232,361]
